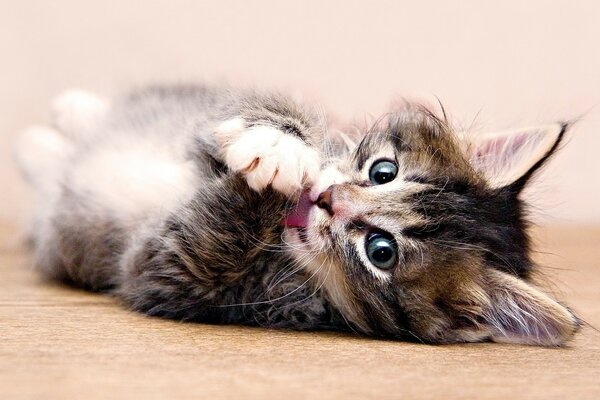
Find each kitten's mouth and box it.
[296,227,308,243]
[283,190,314,243]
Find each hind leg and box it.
[14,125,74,194]
[14,126,73,280]
[16,89,107,187]
[52,89,109,140]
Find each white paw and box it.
[52,89,108,139]
[216,118,320,195]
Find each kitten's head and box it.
[284,106,579,346]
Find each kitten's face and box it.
[284,109,579,346]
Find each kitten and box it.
[15,84,579,346]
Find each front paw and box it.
[216,118,320,195]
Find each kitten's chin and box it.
[287,226,309,245]
[283,226,312,252]
[283,221,327,255]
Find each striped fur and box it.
[16,85,579,346]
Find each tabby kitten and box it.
[15,85,579,346]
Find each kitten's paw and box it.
[52,89,108,139]
[14,125,74,189]
[216,118,320,195]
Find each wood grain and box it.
[1,226,599,399]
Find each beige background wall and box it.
[1,0,599,225]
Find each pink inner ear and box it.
[484,269,578,346]
[494,296,562,340]
[472,132,533,163]
[469,129,548,187]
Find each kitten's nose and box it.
[316,185,335,216]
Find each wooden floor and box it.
[1,226,599,399]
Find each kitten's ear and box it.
[466,123,568,190]
[339,131,358,152]
[481,269,579,346]
[329,129,359,154]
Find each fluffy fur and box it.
[15,84,579,346]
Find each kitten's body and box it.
[16,84,580,345]
[18,86,339,329]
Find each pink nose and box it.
[316,186,335,216]
[316,185,356,219]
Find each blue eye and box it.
[369,160,398,185]
[366,232,397,270]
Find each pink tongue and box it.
[284,190,313,228]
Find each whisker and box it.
[278,256,330,310]
[216,252,324,308]
[267,251,320,293]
